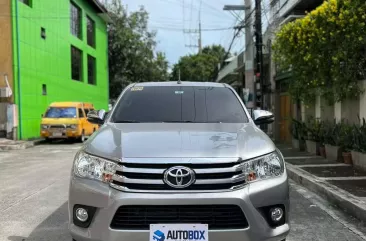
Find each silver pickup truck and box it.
[68,81,289,241]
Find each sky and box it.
[119,0,246,67]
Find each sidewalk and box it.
[279,144,366,222]
[0,138,44,151]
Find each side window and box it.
[78,108,85,118]
[84,109,90,116]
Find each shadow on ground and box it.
[39,139,82,145]
[8,202,71,241]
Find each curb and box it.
[0,138,45,151]
[286,163,366,222]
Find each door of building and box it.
[279,94,292,143]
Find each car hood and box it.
[84,123,276,159]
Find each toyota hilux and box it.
[68,81,290,241]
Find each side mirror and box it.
[253,110,274,125]
[87,109,106,125]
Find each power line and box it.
[150,26,235,32]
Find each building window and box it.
[87,16,96,48]
[42,84,47,95]
[87,55,96,85]
[19,0,31,6]
[70,2,82,39]
[41,27,46,39]
[71,46,83,81]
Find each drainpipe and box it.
[15,0,22,140]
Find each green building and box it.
[0,0,109,140]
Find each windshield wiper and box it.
[113,120,140,123]
[162,120,193,123]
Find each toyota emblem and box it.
[164,166,195,188]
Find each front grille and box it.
[110,205,249,230]
[49,124,66,129]
[110,160,246,192]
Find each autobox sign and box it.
[150,224,209,241]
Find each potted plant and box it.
[305,117,322,155]
[351,117,366,169]
[323,119,341,162]
[337,121,353,165]
[318,122,326,158]
[290,119,306,151]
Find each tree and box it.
[170,45,228,81]
[272,0,366,104]
[107,0,169,99]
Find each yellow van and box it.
[40,102,99,142]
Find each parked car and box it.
[40,102,99,142]
[68,82,289,241]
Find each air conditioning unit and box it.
[0,87,12,98]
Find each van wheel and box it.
[80,130,86,143]
[93,128,96,133]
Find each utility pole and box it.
[198,11,202,53]
[255,0,264,109]
[184,1,202,54]
[183,20,202,53]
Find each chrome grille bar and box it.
[110,159,246,193]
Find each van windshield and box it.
[111,86,248,123]
[45,107,77,118]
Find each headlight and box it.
[66,124,77,129]
[240,151,284,183]
[73,152,117,183]
[41,125,48,129]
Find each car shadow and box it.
[7,202,71,241]
[39,139,82,146]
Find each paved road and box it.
[0,144,365,241]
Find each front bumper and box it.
[68,171,290,241]
[41,129,79,138]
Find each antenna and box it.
[178,68,182,84]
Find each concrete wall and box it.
[303,81,365,124]
[341,99,359,124]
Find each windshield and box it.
[111,86,248,123]
[44,107,77,118]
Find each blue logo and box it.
[153,230,165,241]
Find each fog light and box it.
[270,207,283,222]
[75,208,88,222]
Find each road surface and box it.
[0,143,365,241]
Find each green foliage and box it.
[290,118,307,140]
[272,0,366,104]
[170,45,227,81]
[335,120,354,151]
[323,120,338,146]
[296,117,366,152]
[107,0,169,99]
[305,117,324,143]
[352,118,366,153]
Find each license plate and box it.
[150,224,208,241]
[52,132,62,137]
